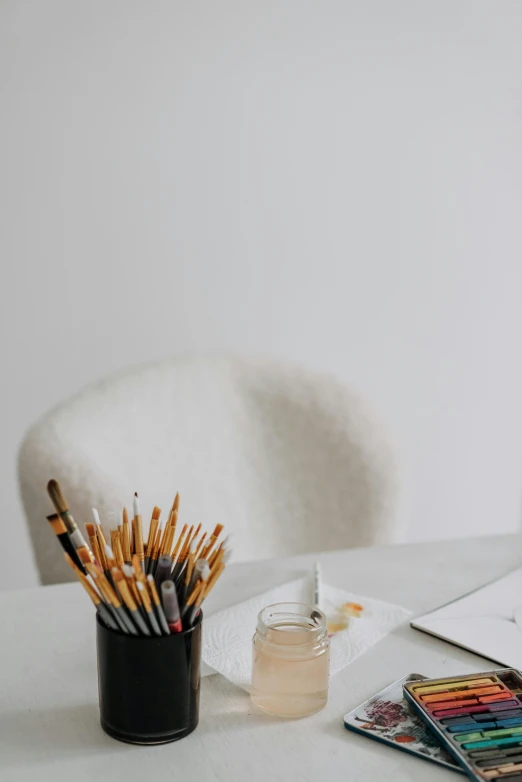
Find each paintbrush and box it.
[187,558,210,595]
[85,564,130,634]
[184,553,228,626]
[201,523,224,561]
[98,568,138,635]
[170,524,190,577]
[122,563,140,603]
[131,553,147,583]
[173,526,194,583]
[122,507,131,564]
[111,567,147,634]
[181,580,204,621]
[161,525,175,559]
[147,575,170,635]
[64,552,119,631]
[184,541,197,589]
[104,544,116,571]
[147,519,164,575]
[47,479,93,559]
[178,540,197,599]
[91,508,109,572]
[167,497,178,528]
[169,523,187,567]
[46,513,86,573]
[85,522,104,567]
[193,532,207,560]
[117,579,151,636]
[144,506,161,573]
[133,493,144,572]
[137,581,162,636]
[111,530,124,568]
[187,561,225,626]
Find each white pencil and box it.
[313,561,322,610]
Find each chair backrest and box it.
[18,356,402,584]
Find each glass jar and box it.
[251,602,330,717]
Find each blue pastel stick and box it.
[448,722,496,733]
[474,710,522,721]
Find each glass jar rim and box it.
[256,602,327,643]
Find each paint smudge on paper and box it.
[327,602,365,635]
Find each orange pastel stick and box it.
[421,686,503,703]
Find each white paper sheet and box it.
[202,577,411,691]
[412,567,522,667]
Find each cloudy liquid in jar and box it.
[251,604,329,718]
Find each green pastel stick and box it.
[454,732,483,742]
[464,736,522,751]
[482,726,522,739]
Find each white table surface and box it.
[2,534,521,782]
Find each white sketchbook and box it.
[412,567,522,668]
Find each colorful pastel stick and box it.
[470,746,522,759]
[421,686,504,703]
[482,727,522,739]
[474,710,522,721]
[476,753,522,767]
[484,763,522,780]
[463,736,522,751]
[429,698,480,712]
[480,692,513,703]
[450,719,522,733]
[454,732,483,742]
[442,716,480,725]
[489,701,522,710]
[413,678,496,695]
[434,700,522,718]
[448,722,497,732]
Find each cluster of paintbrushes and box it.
[46,480,229,636]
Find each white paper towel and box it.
[202,578,411,691]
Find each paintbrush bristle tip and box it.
[77,547,91,564]
[47,479,68,512]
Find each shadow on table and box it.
[197,677,320,735]
[197,706,282,736]
[0,702,133,768]
[0,694,280,765]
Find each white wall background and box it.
[1,0,522,590]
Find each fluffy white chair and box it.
[18,356,402,585]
